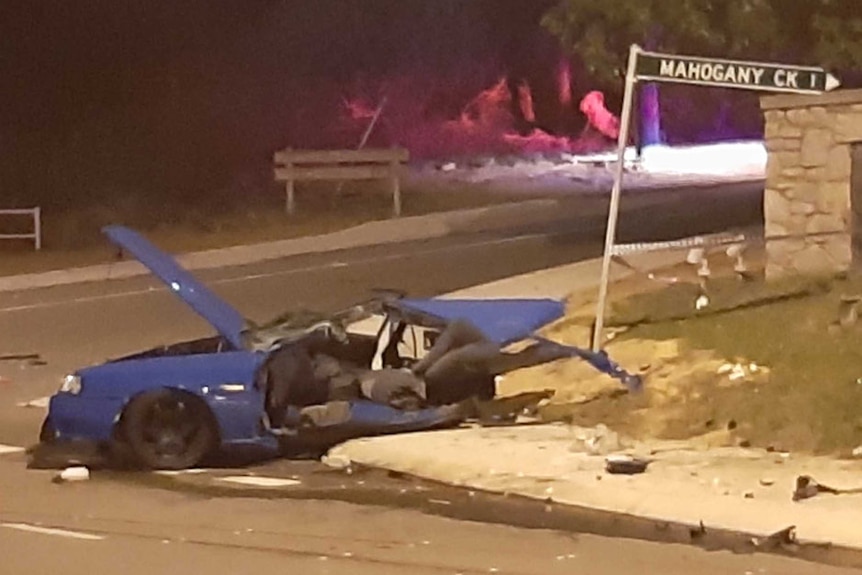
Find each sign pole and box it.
[592,44,640,352]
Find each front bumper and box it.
[47,393,127,443]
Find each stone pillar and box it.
[760,90,862,278]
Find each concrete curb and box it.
[0,199,558,293]
[329,428,862,554]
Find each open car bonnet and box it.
[102,225,248,350]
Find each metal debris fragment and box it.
[751,525,796,549]
[793,475,862,501]
[0,353,41,361]
[605,454,650,475]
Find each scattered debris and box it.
[759,477,775,487]
[0,353,41,361]
[728,364,747,381]
[792,475,862,501]
[751,525,797,550]
[571,424,623,455]
[321,453,353,471]
[715,362,764,382]
[0,353,46,367]
[743,491,755,499]
[689,521,707,541]
[53,466,90,483]
[605,454,650,475]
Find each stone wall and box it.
[761,89,862,278]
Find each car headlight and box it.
[59,374,82,395]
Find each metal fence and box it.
[0,207,41,250]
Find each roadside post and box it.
[591,45,842,351]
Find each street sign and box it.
[591,44,842,352]
[636,50,841,94]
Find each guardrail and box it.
[0,207,41,250]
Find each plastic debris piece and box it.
[729,364,747,381]
[686,248,704,265]
[321,454,352,470]
[54,466,90,483]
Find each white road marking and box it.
[0,444,25,455]
[153,468,208,476]
[0,232,549,314]
[16,396,50,409]
[218,476,301,488]
[1,522,104,541]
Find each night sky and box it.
[4,1,848,212]
[1,1,568,208]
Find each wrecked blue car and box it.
[37,225,641,470]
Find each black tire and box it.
[121,390,216,470]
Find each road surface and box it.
[0,455,857,575]
[4,183,848,574]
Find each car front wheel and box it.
[121,390,216,470]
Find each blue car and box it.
[37,226,641,470]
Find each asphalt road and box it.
[0,454,857,575]
[4,182,846,575]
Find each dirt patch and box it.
[500,247,862,455]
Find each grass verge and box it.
[0,180,545,277]
[500,253,862,455]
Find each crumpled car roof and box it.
[393,298,565,345]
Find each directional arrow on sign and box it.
[635,49,841,95]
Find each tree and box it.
[542,0,862,147]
